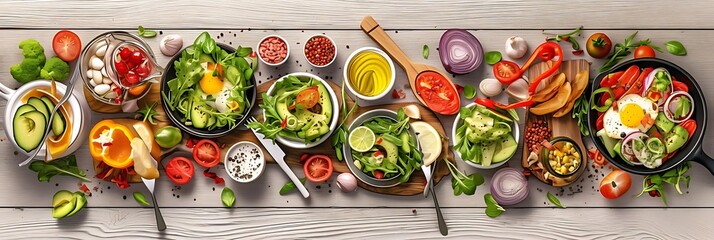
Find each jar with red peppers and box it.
[303,34,336,67]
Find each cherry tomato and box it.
[130,51,144,64]
[303,154,333,182]
[165,157,195,185]
[52,30,82,62]
[125,72,140,85]
[586,33,612,59]
[415,71,459,115]
[293,86,320,110]
[373,170,385,179]
[493,61,520,83]
[115,61,128,75]
[680,120,697,138]
[135,64,151,78]
[119,47,132,60]
[599,170,632,199]
[192,139,220,168]
[634,45,656,58]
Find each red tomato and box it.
[165,157,195,185]
[586,33,613,59]
[193,139,220,168]
[415,71,459,115]
[135,64,151,78]
[672,79,689,93]
[617,65,640,89]
[599,170,632,199]
[680,120,697,138]
[130,51,144,64]
[373,170,385,179]
[119,47,132,60]
[125,72,140,85]
[634,45,656,58]
[493,61,520,83]
[596,112,605,130]
[115,61,128,75]
[303,155,333,182]
[294,86,320,109]
[52,30,82,62]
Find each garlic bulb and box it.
[505,77,529,101]
[479,78,502,97]
[336,173,358,192]
[160,34,183,56]
[505,36,528,59]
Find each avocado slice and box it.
[665,125,689,153]
[13,111,47,152]
[481,142,497,167]
[16,104,37,116]
[52,190,74,208]
[315,82,333,122]
[377,136,399,164]
[190,100,209,129]
[66,192,87,217]
[39,96,66,136]
[474,105,512,123]
[493,134,517,163]
[596,129,617,158]
[52,195,76,219]
[27,97,49,121]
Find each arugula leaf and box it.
[547,192,566,208]
[279,178,307,195]
[133,192,150,206]
[28,155,90,182]
[221,187,235,207]
[635,163,690,205]
[422,44,429,59]
[463,85,476,99]
[484,51,502,65]
[484,193,505,218]
[444,158,484,196]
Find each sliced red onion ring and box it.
[642,68,674,106]
[664,91,694,123]
[621,132,647,165]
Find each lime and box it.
[410,121,442,166]
[349,126,376,152]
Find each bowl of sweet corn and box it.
[541,137,583,178]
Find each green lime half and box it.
[349,126,376,152]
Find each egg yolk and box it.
[619,103,645,128]
[199,62,224,95]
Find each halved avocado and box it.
[13,111,47,152]
[52,195,76,219]
[377,135,399,164]
[66,192,87,217]
[52,190,74,208]
[40,96,66,136]
[27,97,49,121]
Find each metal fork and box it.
[142,157,166,231]
[19,72,79,166]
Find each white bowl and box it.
[224,141,266,183]
[257,35,290,66]
[264,72,339,149]
[0,79,88,160]
[303,34,337,68]
[451,103,520,169]
[343,47,396,101]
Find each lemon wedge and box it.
[410,121,441,166]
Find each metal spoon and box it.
[19,72,79,166]
[428,161,447,236]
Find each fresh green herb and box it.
[444,158,484,196]
[636,162,691,205]
[137,26,158,38]
[221,187,235,207]
[29,155,90,182]
[599,32,660,72]
[135,102,159,125]
[133,192,150,206]
[665,41,687,56]
[279,177,307,195]
[572,94,590,136]
[422,44,430,59]
[331,82,359,161]
[484,51,502,65]
[484,193,505,218]
[544,26,583,50]
[463,85,477,99]
[547,192,566,208]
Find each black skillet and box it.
[587,58,714,175]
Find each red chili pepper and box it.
[572,50,584,55]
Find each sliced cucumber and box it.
[27,97,49,121]
[39,96,66,136]
[13,111,47,152]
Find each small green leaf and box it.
[137,25,145,34]
[463,85,477,99]
[137,25,157,38]
[133,192,150,206]
[484,193,505,218]
[279,178,307,195]
[665,41,687,56]
[422,44,430,59]
[484,51,502,65]
[547,192,566,208]
[221,187,235,207]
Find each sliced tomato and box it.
[623,67,652,96]
[680,120,697,138]
[596,112,605,130]
[600,71,623,88]
[303,155,333,182]
[672,77,689,93]
[165,157,195,185]
[52,30,82,62]
[192,139,220,168]
[493,61,520,83]
[599,169,632,199]
[373,170,385,179]
[612,87,627,101]
[415,71,459,115]
[291,86,320,110]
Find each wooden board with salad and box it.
[521,60,589,187]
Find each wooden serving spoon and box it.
[360,16,460,115]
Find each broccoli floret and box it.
[11,58,43,83]
[40,57,70,81]
[18,39,46,65]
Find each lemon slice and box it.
[349,126,376,152]
[410,121,442,166]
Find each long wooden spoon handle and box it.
[360,16,415,73]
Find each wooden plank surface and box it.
[2,0,714,29]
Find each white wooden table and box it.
[2,0,714,239]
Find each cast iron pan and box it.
[161,43,257,138]
[588,58,714,175]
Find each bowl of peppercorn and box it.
[303,34,337,68]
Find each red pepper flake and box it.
[522,169,532,178]
[185,138,198,148]
[391,89,406,99]
[373,150,383,157]
[572,50,583,55]
[455,84,464,93]
[79,184,91,196]
[299,153,310,164]
[281,117,288,128]
[203,168,225,185]
[375,137,383,144]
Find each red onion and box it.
[490,168,528,206]
[439,29,483,75]
[621,132,647,165]
[642,68,673,106]
[664,91,694,123]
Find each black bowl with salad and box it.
[161,32,257,138]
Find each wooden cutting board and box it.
[521,60,590,187]
[86,80,454,196]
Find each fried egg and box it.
[603,94,658,139]
[201,80,238,113]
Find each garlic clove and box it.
[478,78,502,97]
[403,104,421,119]
[160,34,184,57]
[505,36,528,59]
[336,173,358,192]
[505,77,529,101]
